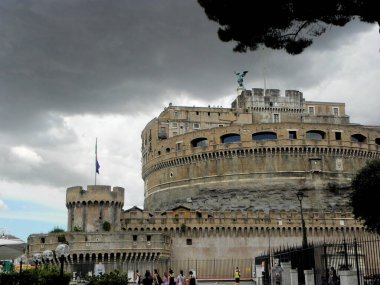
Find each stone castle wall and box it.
[142,122,380,211]
[66,185,124,232]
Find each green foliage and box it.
[197,0,380,55]
[86,270,130,285]
[57,235,69,244]
[73,225,83,232]
[350,159,380,234]
[0,268,71,285]
[102,221,111,232]
[49,227,65,233]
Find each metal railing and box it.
[257,235,380,285]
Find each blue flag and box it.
[96,159,100,174]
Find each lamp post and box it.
[55,244,70,278]
[296,191,308,249]
[32,253,42,270]
[42,250,54,269]
[19,254,26,274]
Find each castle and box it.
[27,84,380,277]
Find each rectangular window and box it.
[196,111,199,115]
[308,106,315,115]
[335,132,342,140]
[289,131,297,139]
[41,237,45,244]
[133,235,137,241]
[186,239,192,245]
[174,111,178,118]
[173,132,178,136]
[147,235,151,241]
[273,113,280,123]
[172,122,178,128]
[176,141,183,151]
[193,123,200,129]
[333,107,339,116]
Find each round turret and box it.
[66,185,124,233]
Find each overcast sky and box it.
[0,0,379,241]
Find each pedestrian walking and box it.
[176,270,185,285]
[234,267,241,285]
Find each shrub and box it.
[102,221,111,232]
[49,227,65,233]
[86,271,130,285]
[0,268,71,285]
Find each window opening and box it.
[351,134,366,143]
[289,131,297,140]
[252,132,277,141]
[191,138,208,147]
[306,130,325,140]
[221,134,241,143]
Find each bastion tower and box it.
[66,185,124,232]
[141,87,380,212]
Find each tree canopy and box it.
[198,0,379,55]
[350,159,380,234]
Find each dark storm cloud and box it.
[0,0,378,188]
[0,0,238,128]
[1,1,375,127]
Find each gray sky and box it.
[0,0,379,240]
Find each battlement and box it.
[66,185,124,207]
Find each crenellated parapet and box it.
[66,185,124,206]
[66,185,124,233]
[121,208,364,232]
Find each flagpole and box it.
[95,138,97,186]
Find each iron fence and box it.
[69,258,254,281]
[259,235,380,285]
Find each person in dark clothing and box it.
[188,271,196,285]
[143,270,154,285]
[169,269,176,285]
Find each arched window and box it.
[191,137,209,147]
[306,130,326,140]
[375,138,380,145]
[221,133,240,144]
[252,132,277,141]
[351,134,366,143]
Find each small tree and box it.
[350,159,380,234]
[49,227,65,233]
[103,221,111,232]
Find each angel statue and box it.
[234,71,248,88]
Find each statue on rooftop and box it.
[234,71,248,88]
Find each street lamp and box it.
[55,244,70,278]
[19,254,26,274]
[296,191,308,249]
[42,250,54,269]
[32,253,42,270]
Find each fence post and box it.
[290,269,298,285]
[280,261,291,285]
[342,230,349,270]
[353,238,360,285]
[304,269,315,285]
[323,243,329,285]
[339,270,358,285]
